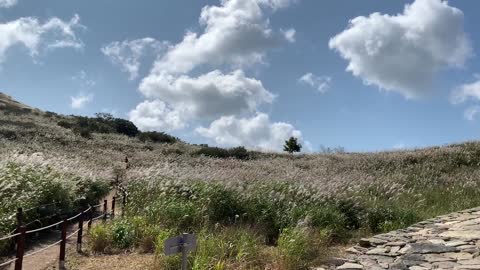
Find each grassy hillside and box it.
[2,92,480,269]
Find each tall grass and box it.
[87,174,480,269]
[0,162,109,254]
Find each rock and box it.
[337,262,364,269]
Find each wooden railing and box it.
[0,196,125,270]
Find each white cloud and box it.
[281,28,296,43]
[196,113,309,152]
[464,106,480,121]
[329,0,471,99]
[135,69,275,130]
[451,80,480,104]
[0,0,17,8]
[257,0,297,10]
[148,0,295,76]
[128,100,186,131]
[70,93,93,109]
[101,38,167,80]
[299,73,331,93]
[0,14,84,64]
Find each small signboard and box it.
[164,233,197,256]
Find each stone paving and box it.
[322,207,480,269]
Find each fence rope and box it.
[0,232,20,241]
[0,257,17,267]
[67,212,82,222]
[23,202,57,213]
[83,206,92,214]
[23,239,62,258]
[66,229,81,240]
[25,220,63,235]
[91,203,103,208]
[91,213,105,222]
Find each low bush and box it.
[57,120,73,129]
[138,131,178,144]
[194,146,250,160]
[366,205,420,233]
[89,225,113,253]
[276,226,328,270]
[110,219,135,249]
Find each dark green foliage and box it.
[73,127,92,139]
[0,129,17,140]
[57,120,73,129]
[194,146,250,160]
[62,113,141,137]
[138,131,178,144]
[112,118,139,137]
[111,219,136,249]
[44,111,57,118]
[283,137,302,154]
[366,205,419,233]
[228,146,249,160]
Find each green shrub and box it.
[276,227,325,270]
[57,120,73,129]
[228,146,249,160]
[111,219,135,249]
[194,146,250,160]
[138,131,178,144]
[112,118,139,137]
[191,228,263,270]
[89,225,112,253]
[194,147,230,159]
[366,205,419,233]
[73,127,92,139]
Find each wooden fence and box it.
[0,196,125,270]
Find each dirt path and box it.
[322,207,480,269]
[3,191,119,270]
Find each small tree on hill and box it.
[283,136,302,154]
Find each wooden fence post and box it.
[87,205,93,231]
[77,212,84,253]
[14,226,26,270]
[16,208,23,231]
[59,219,67,270]
[122,193,126,217]
[102,200,107,223]
[111,197,116,219]
[13,207,23,252]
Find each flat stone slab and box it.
[320,207,480,269]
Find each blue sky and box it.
[1,0,480,152]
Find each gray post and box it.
[181,233,188,270]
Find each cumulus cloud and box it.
[329,0,471,99]
[128,100,186,131]
[0,14,84,64]
[281,28,296,43]
[132,70,275,131]
[70,93,93,109]
[196,113,309,151]
[298,73,331,93]
[451,80,480,104]
[0,0,17,8]
[149,0,295,76]
[101,38,167,80]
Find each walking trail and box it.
[321,207,480,270]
